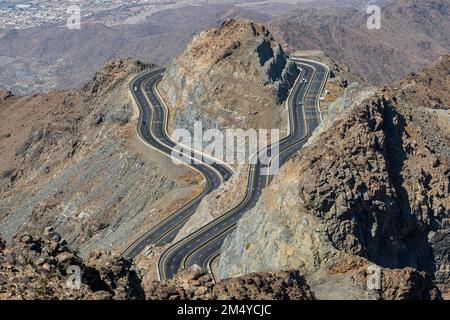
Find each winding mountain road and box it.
[124,58,329,281]
[123,69,233,258]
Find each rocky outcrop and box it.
[0,232,144,300]
[381,267,440,300]
[306,81,378,147]
[395,55,450,110]
[160,19,299,135]
[0,236,4,252]
[145,265,314,300]
[0,233,313,300]
[219,57,450,299]
[2,230,437,300]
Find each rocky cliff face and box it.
[160,19,299,135]
[219,56,450,299]
[0,59,201,256]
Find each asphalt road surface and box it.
[122,69,233,258]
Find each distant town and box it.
[0,0,233,30]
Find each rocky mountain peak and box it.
[190,19,272,64]
[0,231,145,300]
[185,18,292,88]
[160,19,299,133]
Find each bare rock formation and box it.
[145,265,314,300]
[395,54,450,110]
[160,19,299,135]
[0,232,144,300]
[0,234,314,300]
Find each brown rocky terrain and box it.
[0,232,315,300]
[1,10,448,300]
[219,55,450,299]
[160,19,299,136]
[394,54,450,110]
[0,59,203,256]
[146,265,314,300]
[272,0,450,85]
[0,232,145,300]
[1,230,438,300]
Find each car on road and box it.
[134,86,138,92]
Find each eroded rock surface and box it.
[160,19,299,135]
[145,265,314,300]
[0,232,144,300]
[219,56,450,299]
